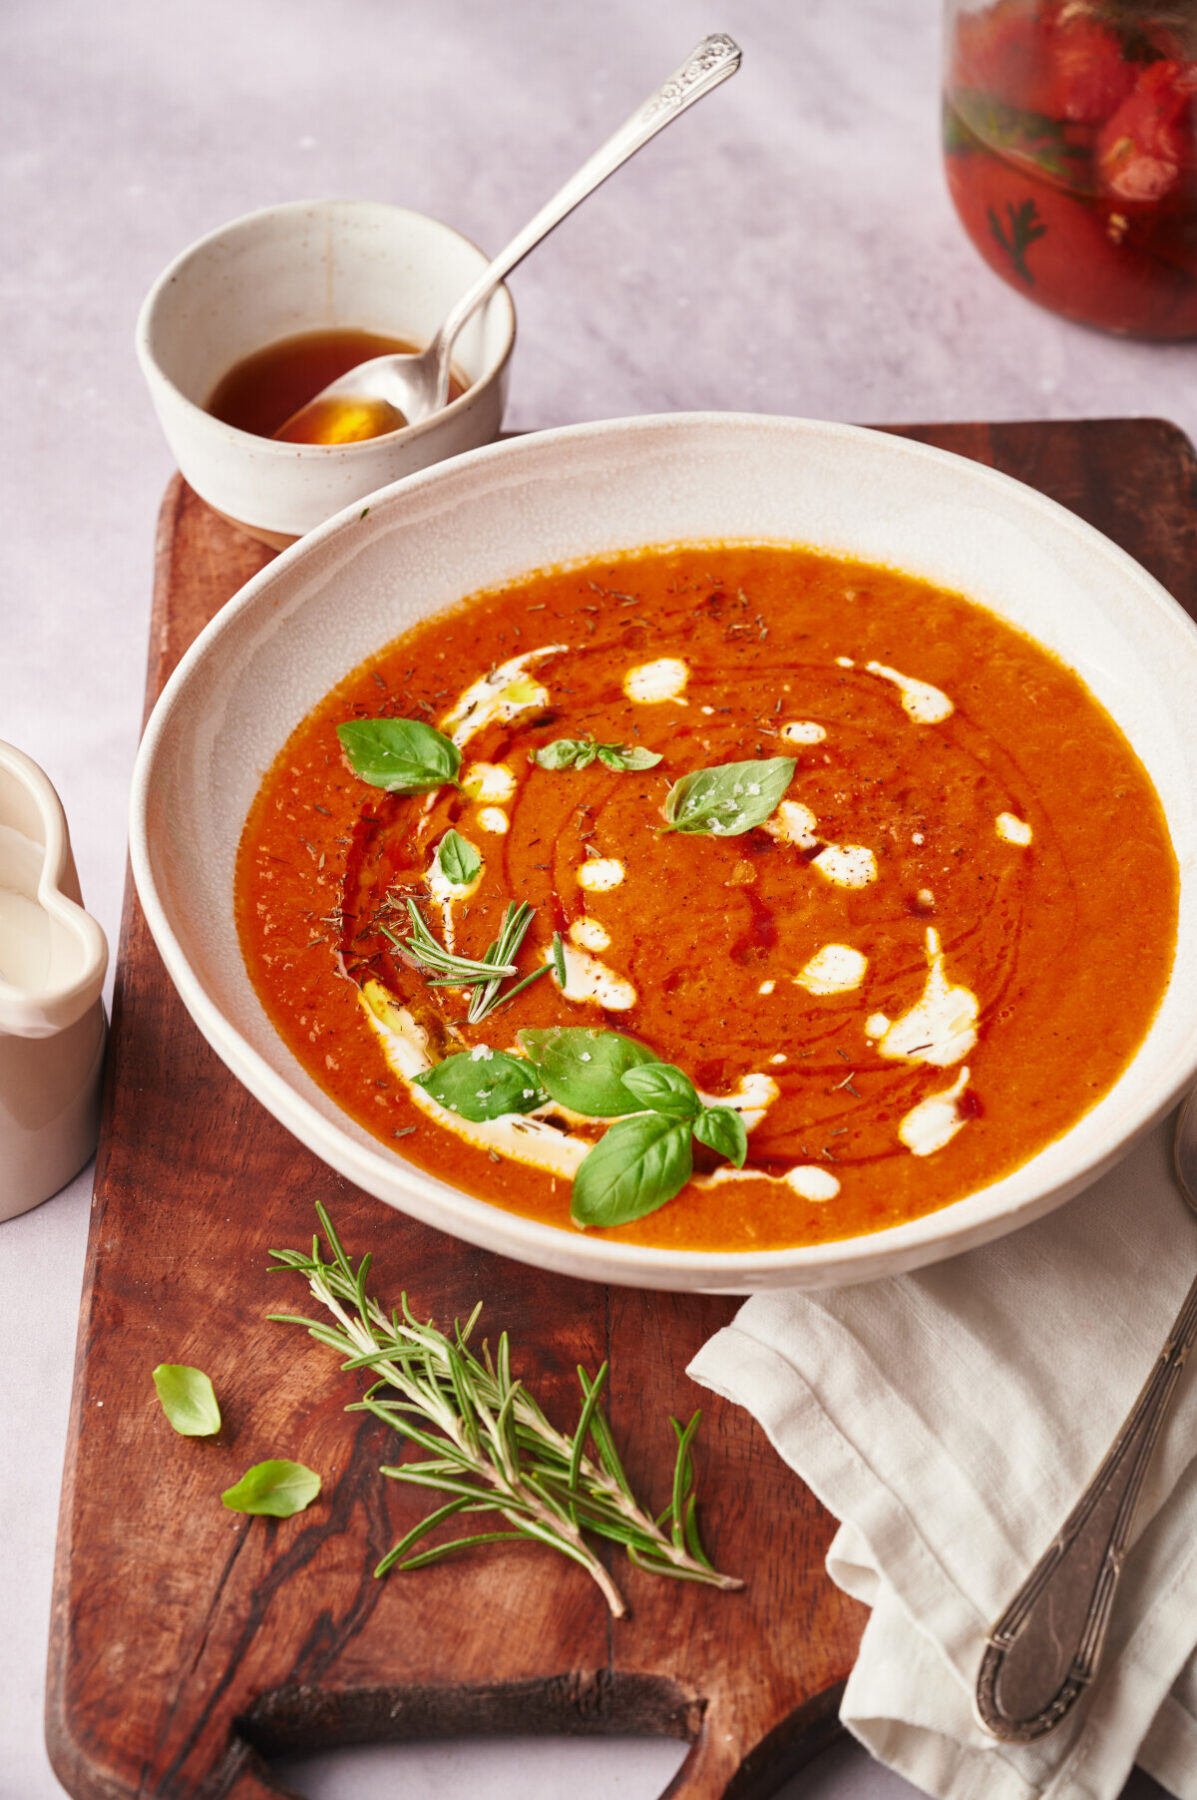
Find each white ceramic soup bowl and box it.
[136,199,516,545]
[129,415,1197,1292]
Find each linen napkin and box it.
[688,1114,1197,1800]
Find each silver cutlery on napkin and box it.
[976,1090,1197,1741]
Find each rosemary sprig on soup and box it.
[386,898,556,1025]
[235,546,1178,1253]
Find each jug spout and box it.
[0,742,107,1039]
[0,741,108,1221]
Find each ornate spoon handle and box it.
[430,33,742,398]
[976,1265,1197,1741]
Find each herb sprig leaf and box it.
[221,1459,321,1517]
[950,93,1093,187]
[415,1048,547,1121]
[600,743,662,771]
[337,718,461,793]
[436,829,480,887]
[621,1062,702,1120]
[152,1363,222,1437]
[517,1025,658,1117]
[693,1106,749,1168]
[535,736,662,773]
[570,1112,694,1228]
[663,757,796,836]
[269,1205,741,1616]
[388,900,550,1024]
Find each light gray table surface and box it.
[1,1,1190,1796]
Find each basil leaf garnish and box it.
[221,1459,321,1518]
[337,718,461,793]
[693,1106,748,1168]
[437,828,480,887]
[535,738,597,770]
[621,1062,701,1120]
[518,1025,657,1117]
[536,737,662,773]
[571,1113,693,1228]
[151,1363,221,1437]
[597,743,663,771]
[663,757,796,836]
[415,1048,546,1122]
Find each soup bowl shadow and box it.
[129,415,1197,1292]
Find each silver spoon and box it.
[976,1089,1197,1741]
[277,33,741,444]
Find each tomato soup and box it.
[235,545,1178,1251]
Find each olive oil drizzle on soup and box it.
[235,545,1178,1252]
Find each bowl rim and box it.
[129,411,1197,1289]
[134,196,517,460]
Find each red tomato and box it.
[952,0,1132,122]
[945,142,1197,334]
[953,1,1038,108]
[1043,15,1134,123]
[1097,61,1197,203]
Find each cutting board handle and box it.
[659,1692,846,1798]
[216,1722,831,1800]
[662,1731,741,1798]
[220,1755,300,1800]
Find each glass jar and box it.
[944,1,1197,336]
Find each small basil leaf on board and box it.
[571,1114,693,1228]
[621,1062,702,1120]
[221,1459,322,1518]
[337,718,461,793]
[437,829,481,887]
[152,1363,222,1437]
[663,757,797,836]
[693,1106,749,1168]
[596,743,663,771]
[415,1049,546,1122]
[535,738,597,771]
[518,1026,658,1118]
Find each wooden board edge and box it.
[45,475,193,1800]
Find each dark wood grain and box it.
[46,419,1197,1800]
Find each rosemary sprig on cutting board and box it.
[269,1205,741,1617]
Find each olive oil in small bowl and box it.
[206,327,467,447]
[137,200,515,545]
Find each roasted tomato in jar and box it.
[944,0,1197,336]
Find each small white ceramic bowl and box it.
[129,415,1197,1292]
[136,199,516,545]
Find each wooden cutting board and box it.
[46,418,1197,1800]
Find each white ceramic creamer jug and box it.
[0,741,108,1221]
